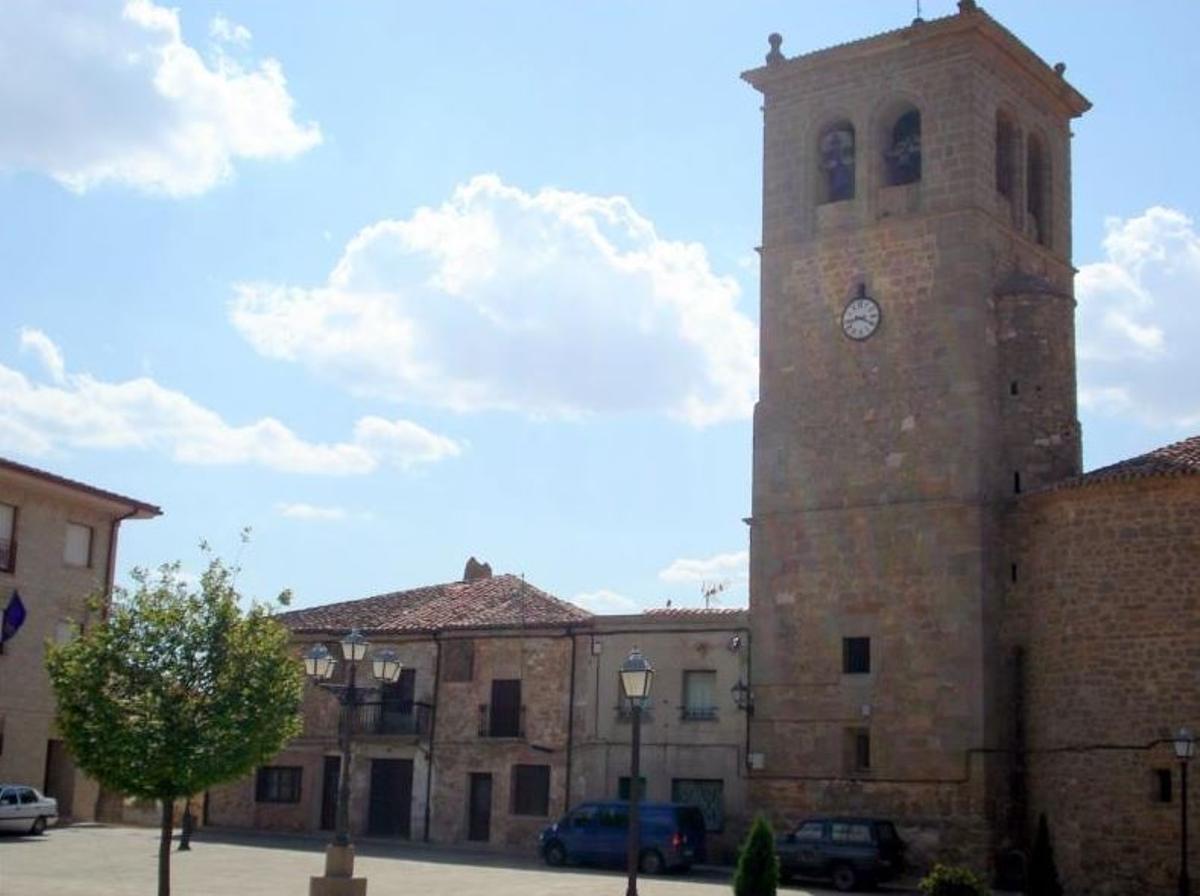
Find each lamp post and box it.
[620,647,654,896]
[1176,727,1196,896]
[304,630,403,896]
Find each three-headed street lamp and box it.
[303,629,402,896]
[1175,727,1196,896]
[620,647,654,896]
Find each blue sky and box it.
[3,1,1199,613]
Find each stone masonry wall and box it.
[1004,476,1200,895]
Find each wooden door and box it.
[320,755,340,831]
[367,758,413,837]
[467,773,492,842]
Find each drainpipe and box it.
[102,509,138,618]
[423,633,442,842]
[565,628,577,811]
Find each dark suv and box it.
[776,817,905,892]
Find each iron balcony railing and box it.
[615,703,655,723]
[680,705,718,721]
[343,701,432,738]
[478,703,526,738]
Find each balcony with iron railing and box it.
[351,700,432,738]
[478,703,525,739]
[680,704,718,722]
[615,703,655,723]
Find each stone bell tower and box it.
[742,2,1089,864]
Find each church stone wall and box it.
[1005,476,1200,895]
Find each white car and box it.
[0,785,58,835]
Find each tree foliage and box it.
[918,862,990,896]
[46,549,302,896]
[733,814,779,896]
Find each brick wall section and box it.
[0,464,156,821]
[1004,476,1200,895]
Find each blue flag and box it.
[1,591,26,644]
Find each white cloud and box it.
[20,327,66,383]
[210,14,251,47]
[230,175,758,426]
[658,549,748,584]
[0,0,320,196]
[572,589,642,615]
[276,503,347,521]
[1077,207,1200,426]
[0,329,461,474]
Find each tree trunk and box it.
[159,798,174,896]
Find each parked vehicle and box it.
[538,800,707,873]
[0,785,58,835]
[776,816,905,892]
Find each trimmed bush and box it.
[919,862,990,896]
[1026,814,1063,896]
[733,814,779,896]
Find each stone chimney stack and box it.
[463,556,493,583]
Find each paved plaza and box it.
[0,824,872,896]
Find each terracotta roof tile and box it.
[0,456,161,518]
[1038,435,1200,493]
[279,574,591,634]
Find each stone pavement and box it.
[0,824,894,896]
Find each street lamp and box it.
[304,630,403,896]
[620,647,654,896]
[1175,727,1196,896]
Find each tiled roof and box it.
[0,456,161,518]
[642,607,746,618]
[1040,436,1200,493]
[279,574,591,635]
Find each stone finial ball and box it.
[766,32,784,65]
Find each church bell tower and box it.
[742,2,1089,860]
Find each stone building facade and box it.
[207,564,752,858]
[0,457,159,821]
[741,4,1197,893]
[570,608,751,860]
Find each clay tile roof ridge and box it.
[1029,434,1200,495]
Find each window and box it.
[597,805,628,829]
[1154,769,1173,803]
[842,637,871,675]
[487,679,522,737]
[255,766,302,803]
[0,789,14,806]
[818,120,856,203]
[64,523,93,568]
[847,728,871,773]
[831,821,873,843]
[795,821,824,841]
[618,776,647,800]
[682,670,717,720]
[510,764,550,816]
[672,778,725,832]
[0,503,15,572]
[883,108,921,186]
[443,639,474,682]
[1026,133,1049,246]
[996,112,1017,198]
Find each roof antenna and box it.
[913,0,925,24]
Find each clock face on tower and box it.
[841,293,881,340]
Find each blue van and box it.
[538,800,707,874]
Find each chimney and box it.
[463,556,493,583]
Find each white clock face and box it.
[841,296,881,340]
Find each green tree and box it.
[46,550,303,896]
[733,814,779,896]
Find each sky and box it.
[3,1,1199,615]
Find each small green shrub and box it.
[918,862,990,896]
[733,814,779,896]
